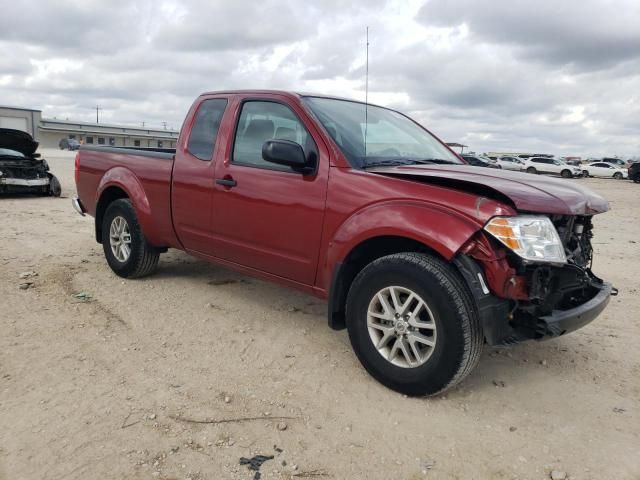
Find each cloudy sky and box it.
[1,0,638,157]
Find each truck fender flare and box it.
[324,201,481,329]
[95,166,154,242]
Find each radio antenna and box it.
[364,26,369,158]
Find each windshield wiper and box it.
[411,158,459,165]
[363,158,438,168]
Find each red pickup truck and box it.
[73,90,614,395]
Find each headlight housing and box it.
[484,216,567,265]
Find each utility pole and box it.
[142,121,145,128]
[95,105,101,124]
[162,121,167,130]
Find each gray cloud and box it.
[0,0,637,157]
[417,0,640,70]
[0,0,144,52]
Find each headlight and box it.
[484,216,567,264]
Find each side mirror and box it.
[262,139,312,173]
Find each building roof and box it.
[40,118,178,135]
[0,105,42,112]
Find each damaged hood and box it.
[368,164,609,215]
[0,128,39,157]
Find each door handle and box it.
[216,177,237,188]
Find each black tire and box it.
[101,199,160,278]
[561,169,572,179]
[613,172,623,180]
[345,252,482,396]
[526,167,537,174]
[48,174,61,197]
[582,170,589,177]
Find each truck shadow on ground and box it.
[147,250,605,397]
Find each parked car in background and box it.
[461,154,501,168]
[523,157,582,178]
[59,138,81,150]
[563,158,583,166]
[589,157,627,168]
[496,156,524,171]
[582,162,628,179]
[0,129,62,196]
[628,161,640,183]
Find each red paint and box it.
[460,233,529,300]
[75,90,607,301]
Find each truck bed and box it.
[75,144,179,248]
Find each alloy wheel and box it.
[367,286,437,368]
[109,216,132,262]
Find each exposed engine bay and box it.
[514,215,613,329]
[0,128,61,196]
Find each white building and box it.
[0,105,179,149]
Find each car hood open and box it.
[0,128,39,157]
[367,164,609,215]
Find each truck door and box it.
[171,97,228,254]
[210,97,329,285]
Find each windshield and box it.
[303,96,462,168]
[0,148,26,158]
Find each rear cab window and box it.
[187,98,228,161]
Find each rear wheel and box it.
[526,167,537,174]
[561,169,572,178]
[613,172,623,180]
[345,252,482,396]
[101,199,160,278]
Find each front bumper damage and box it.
[455,253,616,347]
[0,175,51,194]
[538,281,612,337]
[0,177,49,186]
[0,155,58,196]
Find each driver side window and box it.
[232,101,312,172]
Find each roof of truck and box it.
[198,89,382,107]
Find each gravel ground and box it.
[1,149,638,480]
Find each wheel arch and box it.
[95,186,130,243]
[328,235,443,330]
[95,167,153,244]
[324,202,482,330]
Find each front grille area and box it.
[551,215,594,268]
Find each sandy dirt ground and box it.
[1,149,638,480]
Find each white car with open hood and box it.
[0,128,61,196]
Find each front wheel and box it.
[561,169,572,178]
[345,252,482,396]
[582,170,589,177]
[48,174,61,197]
[613,172,623,180]
[526,167,537,174]
[101,199,160,278]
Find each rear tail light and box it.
[74,152,80,186]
